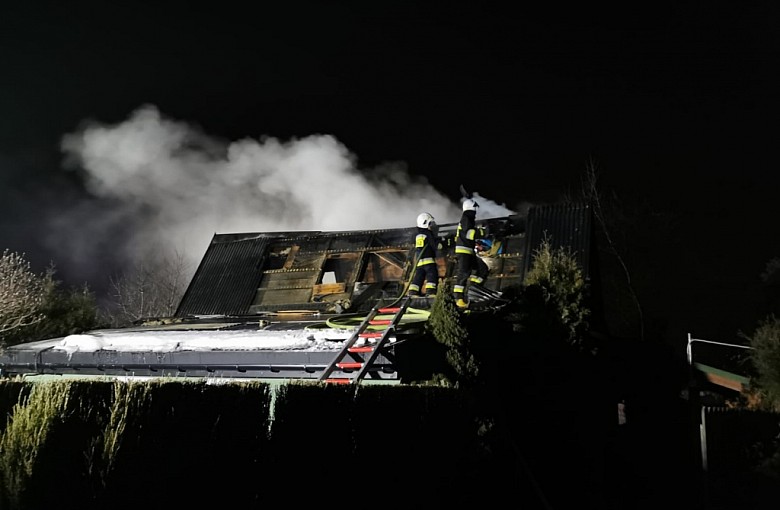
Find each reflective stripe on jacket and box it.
[455,210,478,255]
[415,228,437,266]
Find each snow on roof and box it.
[50,327,354,355]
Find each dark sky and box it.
[2,1,779,349]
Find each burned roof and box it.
[175,202,592,317]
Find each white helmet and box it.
[416,212,435,229]
[462,198,479,212]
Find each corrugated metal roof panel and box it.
[523,202,592,279]
[175,234,269,317]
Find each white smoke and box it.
[51,105,515,286]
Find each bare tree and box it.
[104,251,193,327]
[581,159,645,341]
[0,250,46,340]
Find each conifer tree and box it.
[426,280,479,387]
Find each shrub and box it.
[0,381,73,508]
[426,281,479,386]
[743,315,780,412]
[521,236,590,350]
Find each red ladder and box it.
[318,296,411,384]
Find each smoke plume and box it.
[51,105,515,290]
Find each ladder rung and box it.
[348,346,374,353]
[378,307,401,313]
[337,362,363,369]
[359,332,383,338]
[324,379,353,384]
[369,319,392,325]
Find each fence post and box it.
[687,333,753,508]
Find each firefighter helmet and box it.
[416,212,435,229]
[462,198,479,211]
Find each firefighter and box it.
[453,198,489,308]
[407,212,439,298]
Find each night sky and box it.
[2,1,779,352]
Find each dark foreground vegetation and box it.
[0,373,692,510]
[3,223,780,509]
